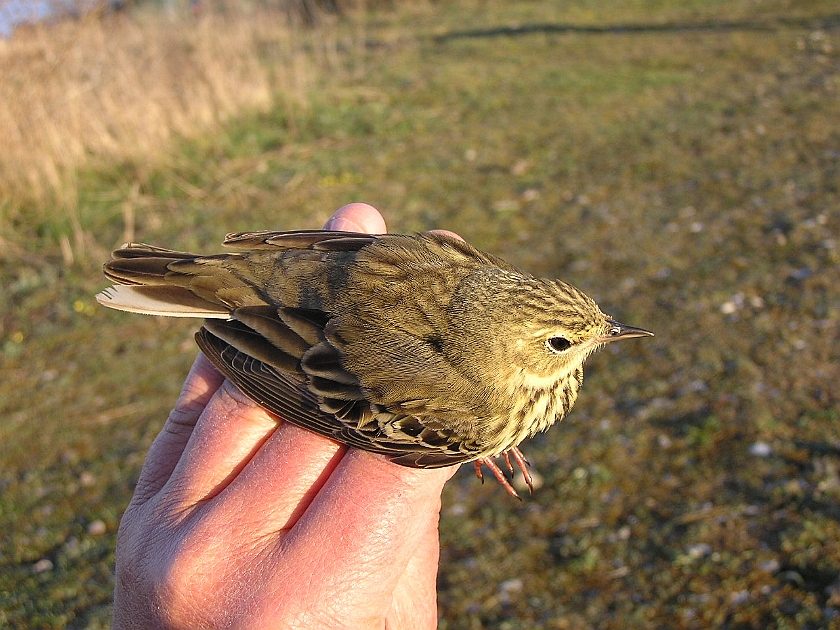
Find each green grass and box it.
[2,1,840,627]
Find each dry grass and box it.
[0,6,344,251]
[2,1,839,627]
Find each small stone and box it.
[749,442,772,457]
[514,465,543,493]
[498,578,524,603]
[758,558,781,573]
[730,590,750,605]
[41,369,59,382]
[825,580,840,606]
[510,159,531,176]
[63,537,81,557]
[87,519,107,536]
[687,543,712,559]
[447,503,467,517]
[32,558,53,573]
[499,578,524,594]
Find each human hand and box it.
[112,203,458,630]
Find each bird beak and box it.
[600,319,654,343]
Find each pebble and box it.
[749,441,772,457]
[498,578,524,604]
[730,590,750,605]
[32,558,53,573]
[514,465,544,493]
[447,503,467,517]
[687,543,712,559]
[499,578,524,594]
[87,519,107,536]
[826,580,840,606]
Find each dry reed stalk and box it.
[0,7,329,259]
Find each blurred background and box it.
[1,1,838,628]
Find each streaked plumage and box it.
[97,230,652,497]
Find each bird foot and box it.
[473,447,534,499]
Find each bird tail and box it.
[95,244,231,318]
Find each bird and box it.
[96,229,653,498]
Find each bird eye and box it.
[546,336,572,353]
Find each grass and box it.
[2,0,840,627]
[0,4,348,264]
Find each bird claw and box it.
[473,447,534,499]
[473,460,486,485]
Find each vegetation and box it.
[1,0,838,627]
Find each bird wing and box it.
[97,231,488,468]
[222,230,380,252]
[97,232,381,317]
[196,317,480,468]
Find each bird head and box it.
[447,269,652,393]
